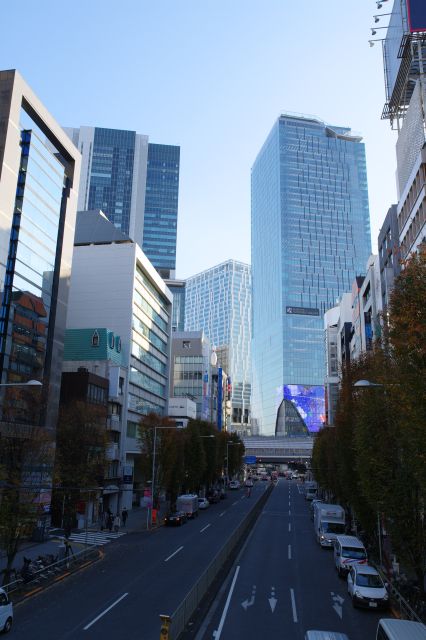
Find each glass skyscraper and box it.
[65,127,180,278]
[185,260,251,433]
[251,114,371,436]
[143,144,180,278]
[0,70,80,431]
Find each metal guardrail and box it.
[2,543,100,599]
[168,485,273,640]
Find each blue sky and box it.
[1,0,397,278]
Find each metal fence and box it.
[2,543,100,600]
[168,485,273,640]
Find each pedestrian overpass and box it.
[242,436,314,463]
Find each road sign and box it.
[244,455,257,464]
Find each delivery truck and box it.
[313,503,346,547]
[176,494,199,518]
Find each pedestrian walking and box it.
[113,514,121,533]
[107,512,113,532]
[121,507,128,527]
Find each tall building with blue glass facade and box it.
[65,127,180,278]
[251,114,371,436]
[185,260,251,433]
[143,144,180,278]
[0,70,80,431]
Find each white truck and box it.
[176,494,199,519]
[313,503,346,547]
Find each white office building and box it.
[66,210,172,508]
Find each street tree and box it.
[0,420,53,585]
[53,401,108,534]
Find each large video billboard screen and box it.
[407,0,426,33]
[283,384,326,433]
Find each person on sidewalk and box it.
[113,514,121,533]
[107,513,113,532]
[121,507,128,527]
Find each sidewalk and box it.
[0,504,167,578]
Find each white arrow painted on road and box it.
[333,603,343,619]
[269,586,278,613]
[241,585,256,610]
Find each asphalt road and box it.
[200,479,386,640]
[11,482,269,640]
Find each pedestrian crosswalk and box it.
[67,531,127,546]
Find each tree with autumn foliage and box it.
[0,422,53,585]
[53,401,108,534]
[137,414,245,507]
[312,249,426,589]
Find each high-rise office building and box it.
[0,70,80,430]
[143,144,180,278]
[65,127,180,278]
[66,210,173,506]
[251,114,371,436]
[184,260,251,433]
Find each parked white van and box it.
[333,535,367,577]
[376,618,426,640]
[0,588,13,633]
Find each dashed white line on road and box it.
[200,524,211,533]
[232,501,238,506]
[84,593,128,630]
[290,588,298,623]
[164,546,184,562]
[288,544,292,560]
[289,510,291,516]
[214,566,240,640]
[219,511,225,517]
[288,523,291,532]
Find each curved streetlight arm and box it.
[0,379,42,387]
[353,379,383,388]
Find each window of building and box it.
[182,341,191,349]
[92,330,100,347]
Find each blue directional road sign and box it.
[244,455,257,465]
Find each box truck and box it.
[313,503,345,547]
[176,494,199,518]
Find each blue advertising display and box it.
[244,456,257,465]
[283,384,326,433]
[407,0,426,32]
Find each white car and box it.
[198,498,210,509]
[228,480,240,490]
[347,564,389,610]
[0,588,13,634]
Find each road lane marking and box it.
[232,501,238,506]
[84,593,128,630]
[288,544,292,560]
[289,510,291,515]
[200,524,211,533]
[288,523,291,532]
[290,588,298,623]
[241,585,256,610]
[219,511,225,517]
[164,546,184,562]
[215,566,240,639]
